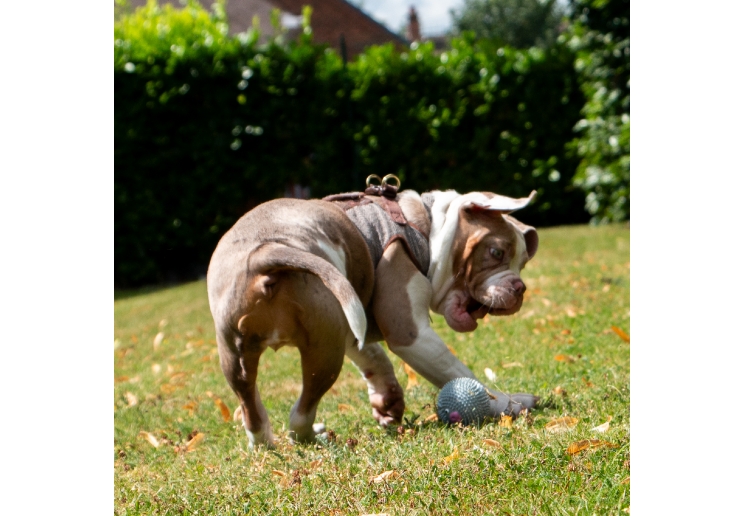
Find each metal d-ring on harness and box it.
[364,174,401,197]
[361,174,406,225]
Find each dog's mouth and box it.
[443,289,524,333]
[466,298,522,319]
[466,299,491,320]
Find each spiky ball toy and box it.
[436,377,492,426]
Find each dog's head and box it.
[427,190,538,332]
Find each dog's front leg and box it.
[345,341,405,426]
[374,242,476,388]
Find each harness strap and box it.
[323,184,408,226]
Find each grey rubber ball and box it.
[436,377,492,426]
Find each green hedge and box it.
[565,0,630,223]
[114,0,589,287]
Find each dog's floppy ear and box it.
[464,190,537,214]
[505,215,539,260]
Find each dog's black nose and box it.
[511,279,526,295]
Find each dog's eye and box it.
[489,248,504,260]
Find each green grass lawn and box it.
[114,223,630,515]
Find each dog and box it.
[207,184,539,447]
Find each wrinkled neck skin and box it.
[427,191,469,309]
[426,191,533,333]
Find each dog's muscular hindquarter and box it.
[207,190,538,448]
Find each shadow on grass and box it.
[114,279,205,301]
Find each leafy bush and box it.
[565,0,630,223]
[452,0,566,49]
[115,0,588,287]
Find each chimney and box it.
[406,6,421,42]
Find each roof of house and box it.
[272,0,407,56]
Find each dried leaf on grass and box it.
[424,413,439,423]
[185,432,205,452]
[591,417,612,433]
[125,392,138,407]
[206,391,231,422]
[502,362,523,368]
[554,354,575,363]
[337,403,352,412]
[545,416,578,433]
[446,345,458,356]
[484,367,497,382]
[553,386,567,396]
[403,363,419,389]
[182,401,198,416]
[272,470,298,488]
[139,431,161,448]
[215,398,231,422]
[153,332,165,349]
[443,447,460,464]
[498,415,513,428]
[370,470,400,483]
[160,384,178,394]
[566,439,617,455]
[483,439,503,450]
[611,326,630,343]
[170,372,189,383]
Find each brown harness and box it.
[322,181,408,226]
[322,176,431,274]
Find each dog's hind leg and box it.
[217,330,274,448]
[288,339,346,444]
[286,273,351,444]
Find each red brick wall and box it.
[271,0,407,56]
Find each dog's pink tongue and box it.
[470,304,490,320]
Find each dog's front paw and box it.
[507,393,540,415]
[369,385,405,426]
[489,391,540,419]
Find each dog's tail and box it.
[249,242,367,347]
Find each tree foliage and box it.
[451,0,566,49]
[565,0,630,223]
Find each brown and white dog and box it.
[207,189,539,447]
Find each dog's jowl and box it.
[207,188,539,448]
